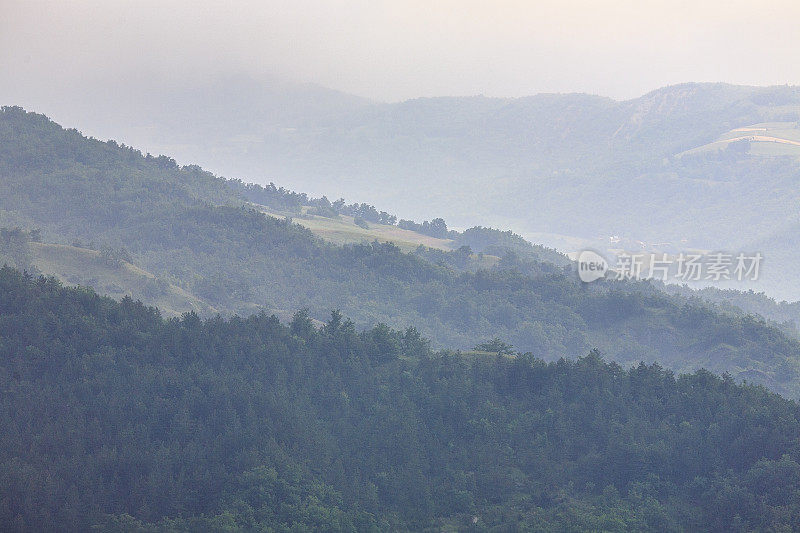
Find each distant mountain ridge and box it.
[19,77,799,190]
[5,106,800,398]
[14,78,800,299]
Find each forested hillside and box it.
[664,283,800,338]
[2,267,800,531]
[3,106,800,397]
[7,3,800,532]
[19,79,800,298]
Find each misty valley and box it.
[4,3,800,530]
[2,99,800,531]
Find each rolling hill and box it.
[4,106,800,397]
[24,77,800,298]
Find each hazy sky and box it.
[2,0,800,102]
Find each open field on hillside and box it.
[681,121,800,157]
[29,243,317,321]
[252,203,456,251]
[30,242,216,317]
[250,203,504,271]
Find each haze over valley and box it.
[3,1,800,531]
[12,75,800,298]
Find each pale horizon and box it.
[3,0,800,105]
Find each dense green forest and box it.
[7,7,800,532]
[664,283,800,338]
[2,267,800,531]
[4,106,800,397]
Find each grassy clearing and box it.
[252,204,504,270]
[681,121,800,157]
[31,242,217,317]
[31,243,327,321]
[252,203,456,252]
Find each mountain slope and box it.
[28,78,800,297]
[2,267,800,531]
[29,242,216,316]
[4,107,800,396]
